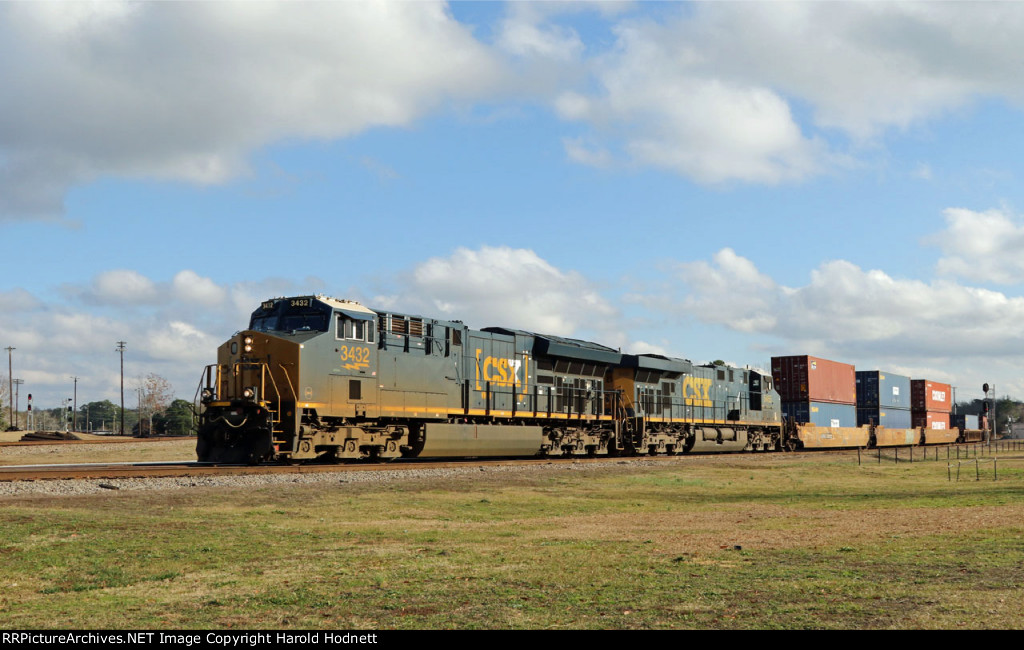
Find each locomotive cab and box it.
[196,296,380,463]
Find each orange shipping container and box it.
[911,380,952,413]
[912,411,950,430]
[771,355,856,404]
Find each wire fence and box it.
[855,439,1024,481]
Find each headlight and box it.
[201,387,215,402]
[242,387,258,400]
[243,335,254,353]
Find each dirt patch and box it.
[526,504,1024,553]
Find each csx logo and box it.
[475,349,528,392]
[682,376,712,407]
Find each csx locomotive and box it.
[195,295,783,463]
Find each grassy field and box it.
[0,447,1022,629]
[0,435,197,465]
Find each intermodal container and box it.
[772,356,856,404]
[910,380,952,413]
[855,371,911,409]
[912,411,950,430]
[856,406,912,429]
[783,401,857,428]
[951,414,980,430]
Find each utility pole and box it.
[116,341,126,436]
[12,379,23,430]
[70,376,79,432]
[4,346,13,431]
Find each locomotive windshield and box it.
[249,298,331,333]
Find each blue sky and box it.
[3,1,1024,413]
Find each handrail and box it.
[196,361,285,427]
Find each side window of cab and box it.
[336,315,375,343]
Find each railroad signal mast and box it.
[63,398,73,433]
[982,382,994,443]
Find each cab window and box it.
[336,315,374,342]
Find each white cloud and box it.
[562,137,613,168]
[932,207,1024,284]
[553,17,829,184]
[497,4,585,62]
[375,246,618,338]
[0,1,502,219]
[173,270,227,307]
[668,248,780,332]
[0,289,41,313]
[146,321,218,364]
[549,3,1024,183]
[650,3,1024,138]
[623,340,671,357]
[90,270,159,305]
[0,269,331,407]
[667,248,1024,362]
[9,2,1024,213]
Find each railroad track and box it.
[0,454,666,483]
[0,436,193,448]
[2,441,1017,484]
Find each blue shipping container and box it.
[856,370,911,409]
[857,406,912,429]
[951,414,980,430]
[783,401,857,428]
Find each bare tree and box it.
[0,381,7,430]
[137,373,174,436]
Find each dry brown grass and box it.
[0,437,195,465]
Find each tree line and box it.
[2,373,195,436]
[956,397,1024,437]
[24,398,196,436]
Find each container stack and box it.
[855,370,912,429]
[772,355,857,427]
[911,379,952,429]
